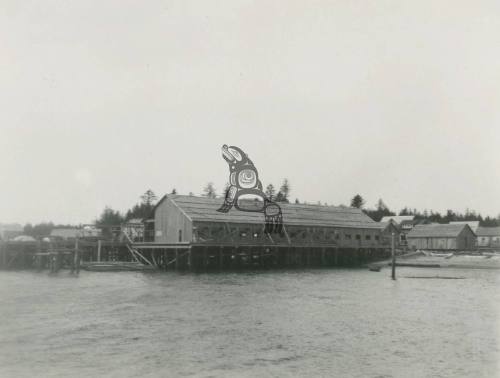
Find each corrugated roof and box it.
[407,223,471,238]
[476,226,500,237]
[165,195,379,229]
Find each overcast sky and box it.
[1,0,500,224]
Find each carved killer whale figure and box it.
[217,145,283,234]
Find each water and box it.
[0,268,499,378]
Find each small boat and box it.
[368,265,381,272]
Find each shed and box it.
[476,227,500,248]
[407,223,476,250]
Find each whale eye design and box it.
[238,169,257,189]
[228,147,242,161]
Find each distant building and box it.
[379,215,427,246]
[450,221,480,233]
[13,235,36,242]
[121,218,145,242]
[407,223,476,250]
[476,227,500,248]
[378,221,401,247]
[50,228,82,240]
[0,223,24,241]
[81,225,102,238]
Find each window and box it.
[253,232,259,238]
[355,234,361,240]
[345,234,352,240]
[240,232,247,238]
[178,230,182,242]
[375,235,379,241]
[365,235,371,240]
[335,233,340,240]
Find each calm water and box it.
[0,268,499,378]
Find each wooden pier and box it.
[0,239,390,272]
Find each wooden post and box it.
[219,246,223,270]
[0,243,4,269]
[391,232,396,280]
[175,249,179,271]
[321,247,326,266]
[73,238,79,273]
[97,240,102,262]
[203,246,208,271]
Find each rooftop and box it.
[407,223,472,238]
[159,195,380,229]
[476,226,500,237]
[380,215,415,224]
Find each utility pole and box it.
[391,232,396,280]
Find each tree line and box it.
[349,193,500,227]
[22,185,499,237]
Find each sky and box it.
[1,0,500,224]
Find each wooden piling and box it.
[391,232,396,280]
[97,239,102,262]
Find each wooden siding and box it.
[408,225,475,250]
[154,198,193,243]
[192,221,383,248]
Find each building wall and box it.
[408,237,456,250]
[192,221,383,248]
[478,236,490,247]
[477,235,500,247]
[456,226,476,250]
[408,227,475,250]
[154,198,193,243]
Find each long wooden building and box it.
[406,223,476,250]
[148,194,391,270]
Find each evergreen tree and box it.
[97,207,124,225]
[350,194,365,209]
[265,184,276,200]
[203,182,217,199]
[171,188,177,194]
[140,189,157,206]
[279,179,290,203]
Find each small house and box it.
[476,227,500,248]
[378,221,401,247]
[407,223,476,250]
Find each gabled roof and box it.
[380,215,415,224]
[158,195,380,229]
[378,221,400,232]
[476,226,500,237]
[407,223,473,238]
[450,221,480,231]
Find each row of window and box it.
[237,230,380,241]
